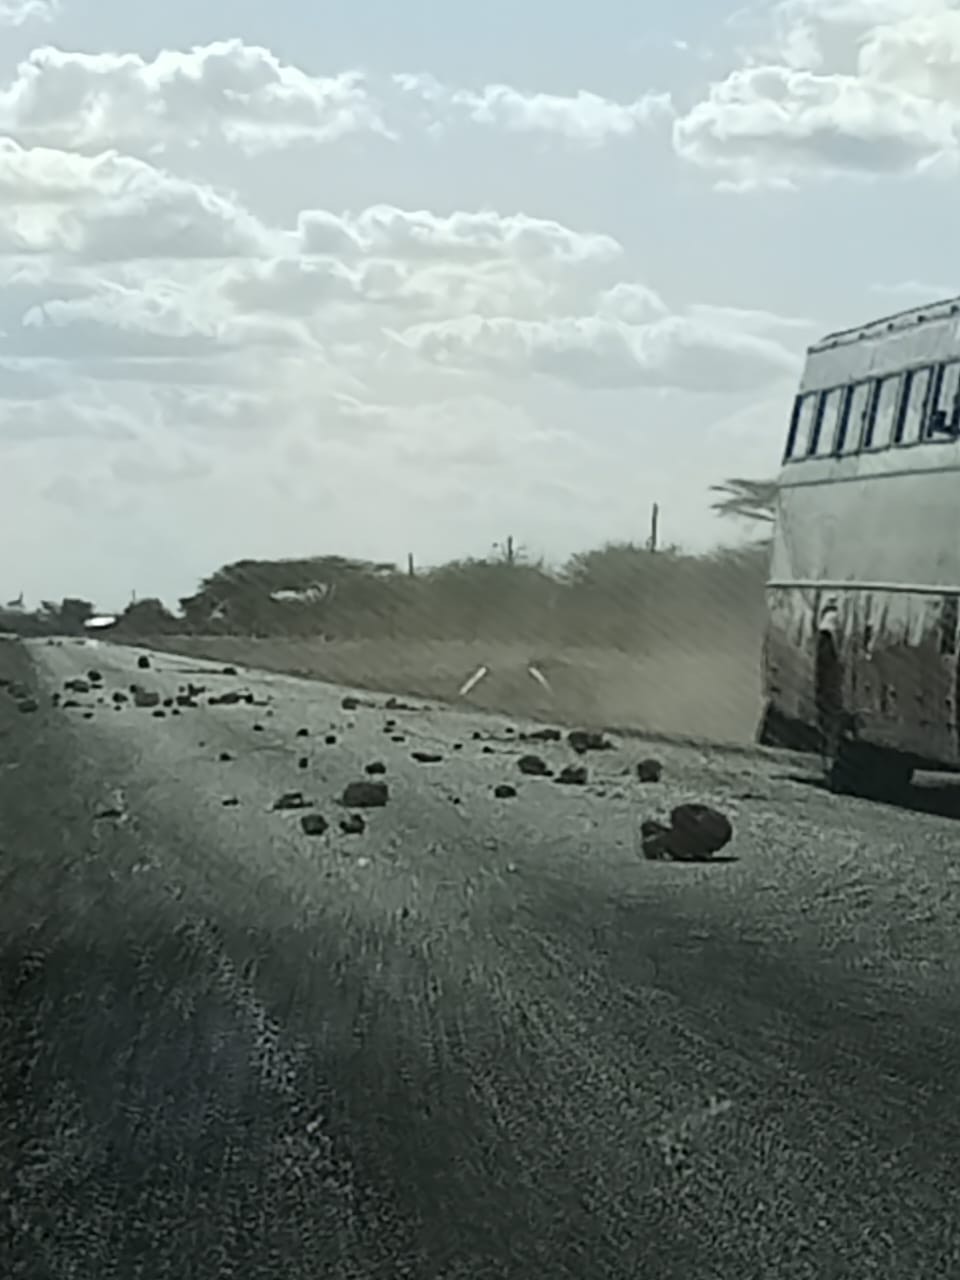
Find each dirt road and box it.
[4,636,960,1277]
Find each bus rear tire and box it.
[825,738,913,798]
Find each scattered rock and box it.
[132,688,160,709]
[341,780,389,808]
[17,697,39,714]
[87,670,102,683]
[391,735,406,744]
[636,758,663,783]
[222,666,237,675]
[555,764,588,786]
[210,691,242,706]
[384,696,414,710]
[517,754,552,776]
[384,719,397,730]
[296,728,309,738]
[252,723,264,732]
[162,697,174,708]
[222,797,239,808]
[453,743,463,751]
[273,791,310,811]
[472,731,483,741]
[339,813,365,835]
[494,783,517,799]
[175,695,196,708]
[365,761,387,775]
[568,730,611,754]
[324,734,337,746]
[63,699,79,709]
[64,679,90,694]
[522,727,561,742]
[298,756,309,769]
[641,805,733,862]
[218,752,233,762]
[301,813,329,836]
[411,751,443,764]
[481,745,494,754]
[341,695,360,711]
[137,655,151,670]
[152,709,166,719]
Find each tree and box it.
[709,478,778,525]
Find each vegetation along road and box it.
[4,635,960,1277]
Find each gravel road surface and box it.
[4,636,960,1278]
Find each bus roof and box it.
[813,293,960,353]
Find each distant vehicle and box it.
[758,293,960,795]
[84,615,118,631]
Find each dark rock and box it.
[637,758,663,783]
[210,691,242,706]
[63,700,79,709]
[152,709,166,718]
[301,813,329,836]
[222,666,237,675]
[411,751,442,764]
[341,780,389,809]
[298,756,309,769]
[162,697,173,708]
[88,670,102,683]
[517,754,551,776]
[481,745,494,754]
[17,697,39,714]
[222,797,239,808]
[391,735,406,743]
[218,752,233,762]
[339,813,365,835]
[494,783,517,798]
[296,728,309,737]
[252,723,264,732]
[341,695,360,711]
[555,764,588,786]
[132,688,160,709]
[83,711,94,719]
[365,761,387,775]
[175,695,196,708]
[641,805,733,862]
[137,655,151,669]
[522,727,561,742]
[668,804,733,861]
[273,791,310,811]
[64,679,90,694]
[384,719,397,730]
[568,730,611,754]
[324,734,337,745]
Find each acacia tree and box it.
[709,477,778,525]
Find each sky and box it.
[2,0,959,610]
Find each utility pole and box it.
[646,503,659,554]
[407,553,415,577]
[505,535,515,565]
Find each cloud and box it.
[0,0,56,26]
[393,311,801,392]
[0,41,388,155]
[0,139,275,258]
[395,72,672,143]
[677,0,960,185]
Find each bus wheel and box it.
[815,631,913,797]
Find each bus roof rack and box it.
[814,292,960,351]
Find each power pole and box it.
[647,503,659,553]
[505,535,515,565]
[407,553,415,577]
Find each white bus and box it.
[758,293,960,795]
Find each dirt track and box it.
[130,634,764,744]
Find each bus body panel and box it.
[761,294,960,769]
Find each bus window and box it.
[836,381,870,454]
[863,375,901,449]
[925,361,960,439]
[807,387,842,455]
[785,392,819,459]
[895,367,932,443]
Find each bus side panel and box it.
[759,584,822,749]
[851,591,959,766]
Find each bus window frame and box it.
[892,365,930,446]
[920,359,960,444]
[861,372,903,452]
[783,391,819,462]
[835,380,870,456]
[808,385,845,457]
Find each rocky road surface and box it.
[5,636,960,1277]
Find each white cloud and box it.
[678,0,960,185]
[395,71,672,143]
[0,139,275,258]
[393,312,800,393]
[0,0,56,26]
[0,41,388,155]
